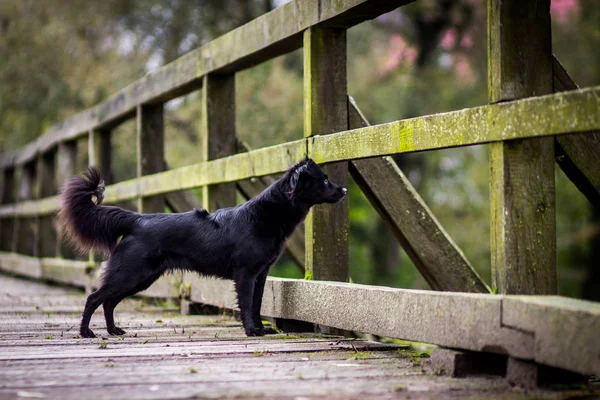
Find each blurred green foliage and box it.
[0,0,598,298]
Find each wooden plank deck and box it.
[0,273,596,400]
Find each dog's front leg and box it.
[233,270,262,336]
[252,268,277,335]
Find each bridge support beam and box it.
[57,141,79,259]
[488,0,556,294]
[0,168,15,252]
[303,26,349,282]
[348,96,489,293]
[136,104,165,213]
[16,162,37,256]
[201,74,236,211]
[552,56,600,208]
[36,150,57,257]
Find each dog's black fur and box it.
[58,158,346,338]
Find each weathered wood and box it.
[0,252,93,285]
[430,348,507,378]
[36,151,58,257]
[303,26,349,282]
[347,97,489,293]
[16,162,37,256]
[0,168,15,252]
[139,272,183,299]
[88,129,112,183]
[0,87,599,219]
[165,190,201,213]
[136,104,165,213]
[308,87,600,163]
[201,74,236,211]
[57,141,78,258]
[2,274,524,400]
[552,56,600,208]
[41,257,93,288]
[488,0,556,294]
[0,0,416,171]
[502,295,600,380]
[182,275,600,376]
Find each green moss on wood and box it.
[0,88,598,218]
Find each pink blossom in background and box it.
[551,0,580,24]
[454,54,476,85]
[377,34,417,76]
[460,34,473,49]
[440,28,457,51]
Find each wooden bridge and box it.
[0,0,599,397]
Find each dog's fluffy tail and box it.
[58,166,139,255]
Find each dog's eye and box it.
[324,179,329,185]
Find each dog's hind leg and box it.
[80,287,110,338]
[102,271,162,336]
[103,296,127,336]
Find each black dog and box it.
[59,158,347,338]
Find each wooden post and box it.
[136,105,165,213]
[303,26,349,282]
[89,129,113,184]
[201,74,236,211]
[57,141,79,258]
[0,168,15,252]
[37,150,58,257]
[16,162,37,255]
[488,0,556,294]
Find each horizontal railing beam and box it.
[0,252,182,298]
[182,273,600,377]
[0,86,598,218]
[0,0,415,170]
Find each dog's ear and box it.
[288,162,310,198]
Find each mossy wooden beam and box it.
[303,26,349,282]
[488,0,556,295]
[347,97,489,293]
[0,0,415,170]
[201,74,237,211]
[165,191,201,213]
[0,251,43,279]
[182,275,599,376]
[0,87,598,218]
[552,56,600,208]
[88,129,112,184]
[16,162,37,256]
[136,105,165,213]
[36,151,57,257]
[0,168,15,252]
[57,142,78,258]
[308,87,600,163]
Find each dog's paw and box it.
[260,327,279,335]
[80,327,96,338]
[245,327,265,337]
[108,326,126,336]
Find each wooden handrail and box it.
[0,86,597,217]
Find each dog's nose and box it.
[341,188,348,195]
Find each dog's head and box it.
[287,158,347,205]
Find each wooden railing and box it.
[0,0,599,377]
